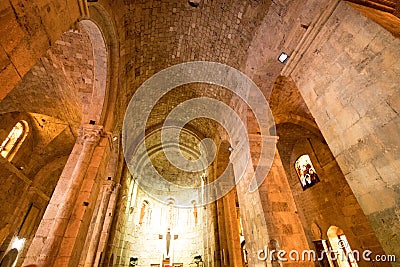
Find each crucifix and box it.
[159,201,178,265]
[159,228,178,259]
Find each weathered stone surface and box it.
[291,1,400,261]
[0,0,399,266]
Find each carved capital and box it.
[103,180,116,191]
[78,124,103,145]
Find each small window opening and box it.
[294,154,320,190]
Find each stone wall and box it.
[290,1,400,260]
[0,111,75,265]
[104,179,204,267]
[129,189,204,267]
[0,0,81,99]
[258,151,312,267]
[277,122,389,266]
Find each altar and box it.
[150,263,183,267]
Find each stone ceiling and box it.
[112,0,340,143]
[115,0,272,130]
[0,25,95,134]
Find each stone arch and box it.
[138,200,152,226]
[0,1,81,100]
[18,4,119,266]
[327,226,359,267]
[78,19,108,125]
[87,3,120,130]
[344,0,400,37]
[0,248,18,267]
[282,0,400,258]
[130,125,207,207]
[273,114,320,136]
[0,4,118,132]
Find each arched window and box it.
[294,154,320,190]
[166,199,176,230]
[327,226,358,267]
[191,200,198,225]
[0,121,29,161]
[138,200,151,226]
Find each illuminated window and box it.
[294,154,320,190]
[192,200,198,225]
[0,121,29,161]
[166,199,177,229]
[327,226,358,267]
[138,200,151,226]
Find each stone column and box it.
[83,180,115,267]
[222,188,243,267]
[23,124,102,267]
[209,198,221,267]
[258,151,312,267]
[216,197,228,266]
[93,183,120,267]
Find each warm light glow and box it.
[327,226,358,267]
[11,236,25,251]
[278,52,289,63]
[0,121,28,160]
[295,154,320,190]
